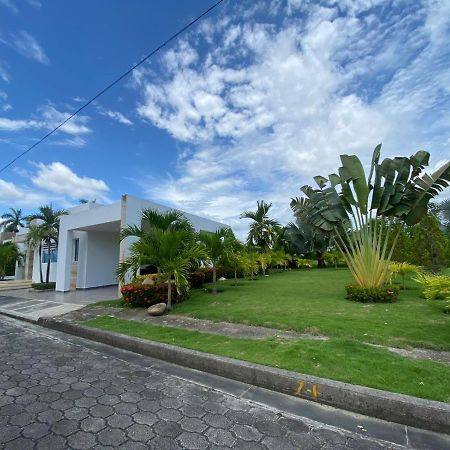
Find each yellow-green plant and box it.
[413,272,450,300]
[388,262,420,289]
[293,257,313,268]
[301,145,450,288]
[256,253,271,275]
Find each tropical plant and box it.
[323,249,345,268]
[409,214,449,271]
[293,257,314,268]
[198,228,235,294]
[118,210,206,309]
[256,252,271,276]
[1,208,25,233]
[388,262,420,289]
[270,250,291,270]
[26,205,67,283]
[288,197,335,267]
[239,252,259,280]
[0,242,23,280]
[300,144,450,288]
[26,224,45,283]
[240,201,280,249]
[413,272,450,301]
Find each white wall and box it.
[32,249,57,283]
[82,231,120,288]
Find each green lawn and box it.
[83,316,450,402]
[172,269,450,351]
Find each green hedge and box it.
[345,284,399,303]
[32,282,56,291]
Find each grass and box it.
[86,299,124,308]
[83,316,450,402]
[171,269,450,351]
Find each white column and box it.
[56,225,73,292]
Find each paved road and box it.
[0,316,446,450]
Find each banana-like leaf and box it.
[340,154,369,214]
[403,161,450,225]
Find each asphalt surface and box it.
[0,315,447,449]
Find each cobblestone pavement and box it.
[0,316,434,449]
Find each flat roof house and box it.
[14,195,226,292]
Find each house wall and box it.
[83,231,119,288]
[32,250,57,283]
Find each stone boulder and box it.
[142,277,155,285]
[147,302,166,316]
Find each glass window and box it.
[42,248,58,263]
[73,238,79,262]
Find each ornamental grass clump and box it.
[300,144,450,295]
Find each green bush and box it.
[120,283,186,308]
[188,270,206,289]
[345,284,399,303]
[32,282,56,290]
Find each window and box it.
[42,248,58,263]
[73,238,79,262]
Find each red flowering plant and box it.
[120,283,185,308]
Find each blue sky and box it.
[0,0,449,236]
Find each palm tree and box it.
[120,208,193,282]
[198,228,235,294]
[118,209,206,310]
[1,208,25,233]
[26,205,68,283]
[0,242,23,280]
[240,201,280,249]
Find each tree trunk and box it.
[316,251,326,268]
[45,239,51,283]
[38,244,43,283]
[167,275,172,310]
[157,267,162,283]
[212,265,217,294]
[234,268,237,286]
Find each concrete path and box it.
[1,315,448,449]
[0,285,119,321]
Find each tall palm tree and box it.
[118,209,206,309]
[240,201,280,249]
[1,208,25,233]
[26,205,68,283]
[198,228,235,294]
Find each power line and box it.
[0,0,226,174]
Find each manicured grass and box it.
[83,316,450,402]
[173,269,450,350]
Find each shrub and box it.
[135,273,161,284]
[188,270,206,289]
[120,283,185,308]
[388,262,420,289]
[345,284,399,303]
[31,282,56,291]
[413,272,450,300]
[293,257,314,268]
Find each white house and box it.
[14,194,227,292]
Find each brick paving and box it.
[0,316,404,449]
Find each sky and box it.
[0,0,449,237]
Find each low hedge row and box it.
[345,284,399,303]
[32,282,56,291]
[120,283,185,308]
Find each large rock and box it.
[147,302,166,316]
[142,277,155,285]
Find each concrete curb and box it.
[38,317,450,435]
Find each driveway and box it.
[2,315,444,449]
[0,285,118,321]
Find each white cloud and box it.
[0,0,18,13]
[0,60,10,82]
[31,162,110,201]
[134,0,450,236]
[0,179,48,207]
[98,108,133,126]
[0,30,49,64]
[0,105,91,145]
